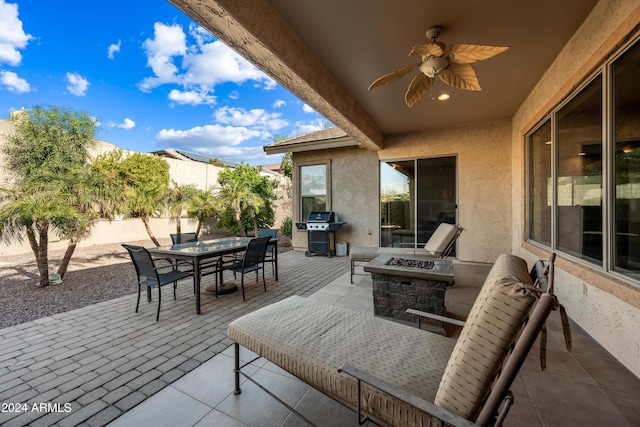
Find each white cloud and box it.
[273,99,286,108]
[214,106,288,131]
[138,23,187,91]
[168,88,216,105]
[138,22,275,101]
[0,0,33,66]
[157,124,262,148]
[302,103,315,114]
[116,118,135,129]
[292,119,327,136]
[107,39,121,59]
[65,72,89,96]
[0,70,30,93]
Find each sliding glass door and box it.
[380,156,457,251]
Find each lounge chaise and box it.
[349,222,463,283]
[227,252,561,426]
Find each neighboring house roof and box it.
[263,127,359,154]
[150,148,281,176]
[150,148,239,168]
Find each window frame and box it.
[297,159,331,222]
[526,33,640,285]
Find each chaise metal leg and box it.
[234,343,241,394]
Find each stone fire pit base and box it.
[364,255,454,335]
[371,273,448,334]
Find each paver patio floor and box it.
[1,251,639,426]
[0,251,349,427]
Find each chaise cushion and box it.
[424,223,459,256]
[228,296,456,425]
[434,253,536,420]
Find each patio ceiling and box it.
[169,0,599,150]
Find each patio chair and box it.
[257,228,278,276]
[216,236,270,301]
[170,232,198,244]
[122,244,194,321]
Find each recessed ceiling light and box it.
[437,93,450,101]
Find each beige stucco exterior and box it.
[511,0,640,377]
[288,0,640,377]
[292,120,512,265]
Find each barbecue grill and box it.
[296,211,346,257]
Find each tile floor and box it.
[108,261,640,427]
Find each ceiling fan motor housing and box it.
[420,56,449,77]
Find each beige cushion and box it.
[228,296,456,425]
[434,253,536,420]
[424,223,458,256]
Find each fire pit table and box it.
[364,254,454,334]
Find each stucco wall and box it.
[383,119,513,264]
[0,218,202,256]
[512,0,640,377]
[292,120,512,264]
[292,147,380,252]
[0,119,292,254]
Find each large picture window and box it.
[613,41,640,276]
[556,75,602,264]
[527,119,552,246]
[527,36,640,280]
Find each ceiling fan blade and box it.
[439,63,482,91]
[369,63,421,90]
[405,72,434,107]
[409,42,444,57]
[447,44,509,64]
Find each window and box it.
[527,36,640,281]
[613,41,640,277]
[556,75,602,264]
[527,119,552,246]
[299,163,329,221]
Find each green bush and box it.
[280,216,292,238]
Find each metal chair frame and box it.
[122,244,194,321]
[257,228,278,276]
[216,236,271,301]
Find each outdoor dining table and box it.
[147,236,278,314]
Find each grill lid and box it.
[307,211,335,223]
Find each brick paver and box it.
[0,251,349,426]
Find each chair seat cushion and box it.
[228,296,456,425]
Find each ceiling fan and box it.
[369,26,509,107]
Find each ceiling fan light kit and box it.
[369,26,509,107]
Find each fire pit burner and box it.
[385,257,435,269]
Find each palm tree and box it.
[243,195,265,237]
[216,179,263,236]
[54,167,123,278]
[166,182,198,235]
[186,188,219,237]
[126,183,166,246]
[0,183,82,287]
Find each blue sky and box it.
[0,0,330,166]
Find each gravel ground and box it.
[0,232,292,329]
